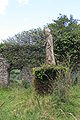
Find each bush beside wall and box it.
[33,65,68,94]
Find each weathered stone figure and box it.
[45,28,55,65]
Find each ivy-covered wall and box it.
[0,53,34,86]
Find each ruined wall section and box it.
[22,67,33,84]
[0,54,10,86]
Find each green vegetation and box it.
[0,14,80,120]
[0,14,80,70]
[0,28,46,68]
[0,14,79,84]
[0,81,80,120]
[10,69,22,81]
[33,64,68,94]
[49,14,80,69]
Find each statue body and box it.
[45,28,55,65]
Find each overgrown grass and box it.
[0,81,80,120]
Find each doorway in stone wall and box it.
[10,69,22,84]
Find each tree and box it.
[49,14,80,84]
[49,14,80,65]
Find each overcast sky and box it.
[0,0,80,42]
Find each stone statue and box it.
[45,28,55,65]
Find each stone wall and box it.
[22,67,33,84]
[0,54,10,86]
[0,54,33,86]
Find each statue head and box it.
[45,28,51,36]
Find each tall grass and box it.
[0,80,80,120]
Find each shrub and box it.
[22,80,31,89]
[32,64,68,96]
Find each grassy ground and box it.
[0,81,80,120]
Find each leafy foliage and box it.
[0,14,80,119]
[33,64,68,95]
[0,15,79,82]
[0,43,46,69]
[10,69,21,81]
[48,14,80,66]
